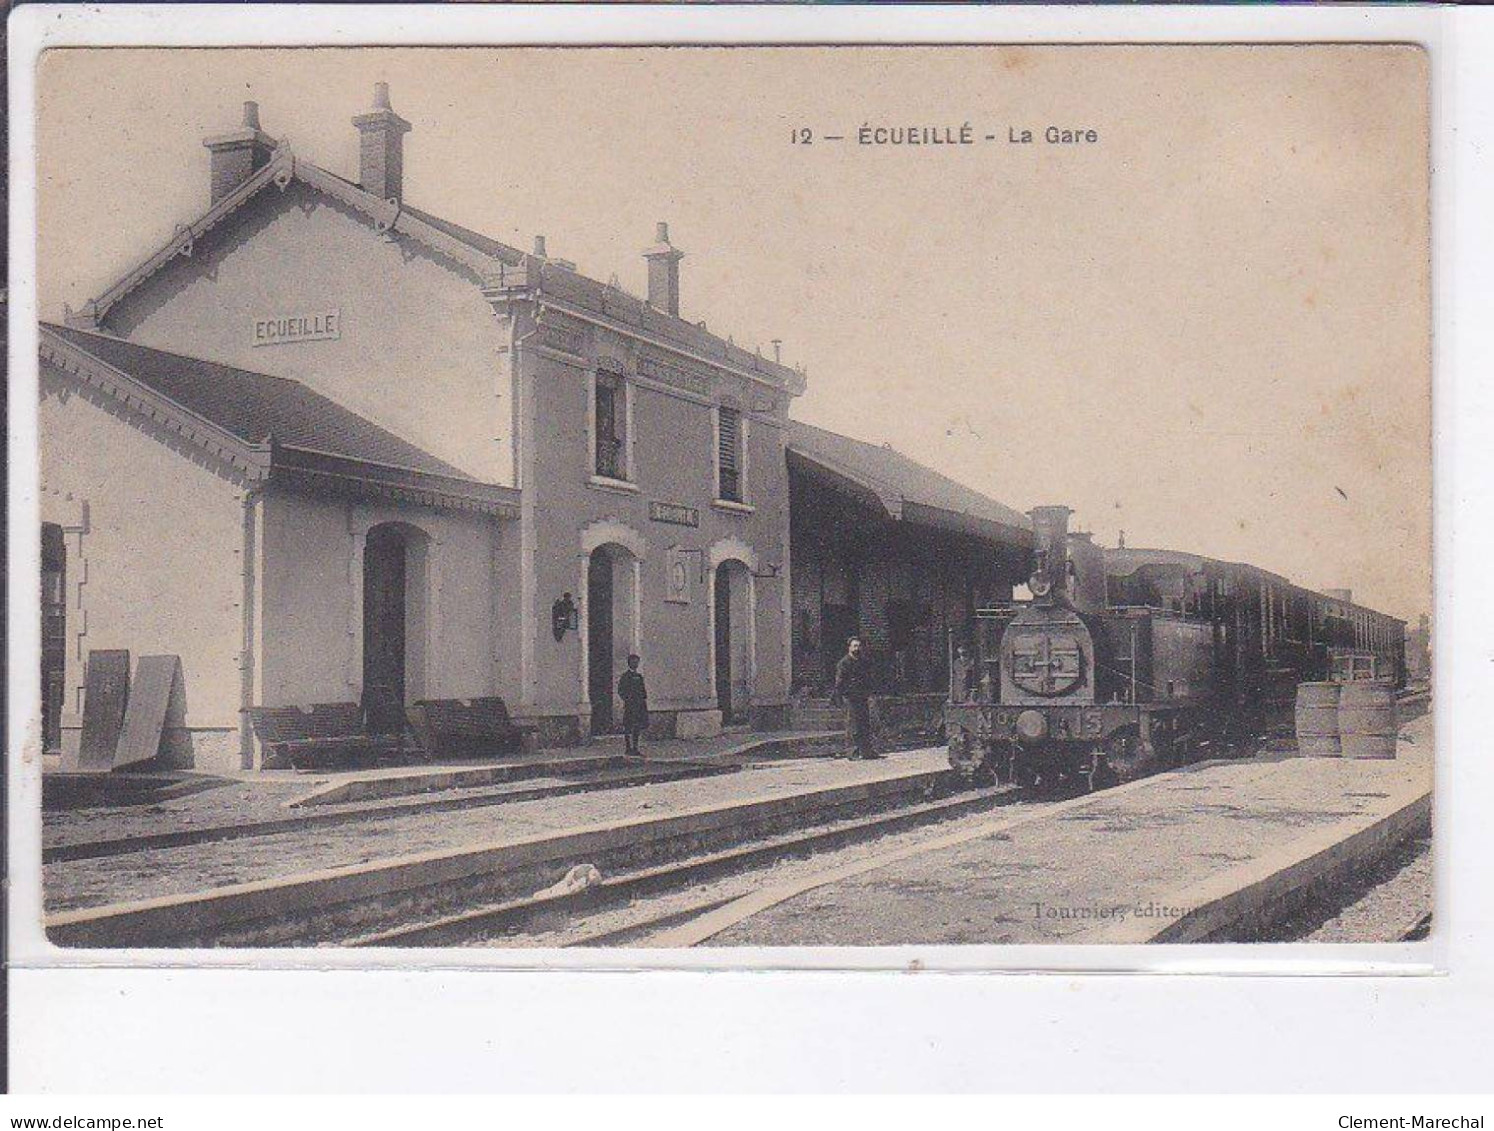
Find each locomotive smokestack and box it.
[1028,506,1073,601]
[1029,506,1072,557]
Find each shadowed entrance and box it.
[714,559,753,725]
[587,542,640,735]
[362,522,429,733]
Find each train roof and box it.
[1104,546,1404,625]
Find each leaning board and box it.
[114,654,183,769]
[76,649,131,772]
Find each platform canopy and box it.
[786,420,1031,551]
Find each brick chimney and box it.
[352,82,412,202]
[643,222,684,316]
[203,101,276,205]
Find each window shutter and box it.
[597,380,616,437]
[596,374,623,478]
[718,407,742,500]
[718,408,740,469]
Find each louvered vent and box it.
[718,407,742,501]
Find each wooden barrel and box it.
[1338,682,1398,760]
[1295,682,1342,757]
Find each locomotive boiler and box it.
[946,506,1209,788]
[945,505,1407,789]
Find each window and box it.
[595,371,626,480]
[717,406,743,502]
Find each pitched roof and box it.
[67,145,804,397]
[399,203,525,266]
[66,153,511,329]
[47,322,469,478]
[41,323,520,518]
[786,419,1031,547]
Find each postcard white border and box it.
[8,2,1492,1092]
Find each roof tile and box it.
[44,323,474,481]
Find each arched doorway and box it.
[41,522,67,754]
[586,542,640,734]
[362,522,429,733]
[714,559,754,724]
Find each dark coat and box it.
[951,653,980,701]
[618,670,649,729]
[834,651,871,702]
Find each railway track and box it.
[349,783,1023,946]
[45,742,1280,949]
[46,758,1000,947]
[47,721,1428,949]
[1401,911,1433,942]
[355,758,1265,950]
[44,756,734,865]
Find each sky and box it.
[35,46,1431,621]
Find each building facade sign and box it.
[639,354,712,398]
[648,500,700,527]
[252,309,341,347]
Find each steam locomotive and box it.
[944,506,1407,789]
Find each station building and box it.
[39,87,1031,773]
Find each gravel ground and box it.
[41,731,837,852]
[44,778,321,849]
[701,718,1432,947]
[44,749,945,913]
[467,793,1051,948]
[43,714,1433,951]
[1260,834,1432,943]
[472,720,1434,950]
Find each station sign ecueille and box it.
[253,308,341,347]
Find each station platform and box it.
[43,742,940,921]
[661,712,1434,947]
[43,727,842,847]
[43,714,1433,948]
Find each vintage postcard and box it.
[24,43,1431,956]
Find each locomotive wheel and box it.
[947,725,976,774]
[1012,750,1041,789]
[949,727,998,787]
[970,753,999,788]
[988,741,1015,786]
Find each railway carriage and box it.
[945,506,1406,789]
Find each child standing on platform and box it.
[618,653,649,758]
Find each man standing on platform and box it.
[951,644,980,703]
[618,653,649,758]
[833,637,881,761]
